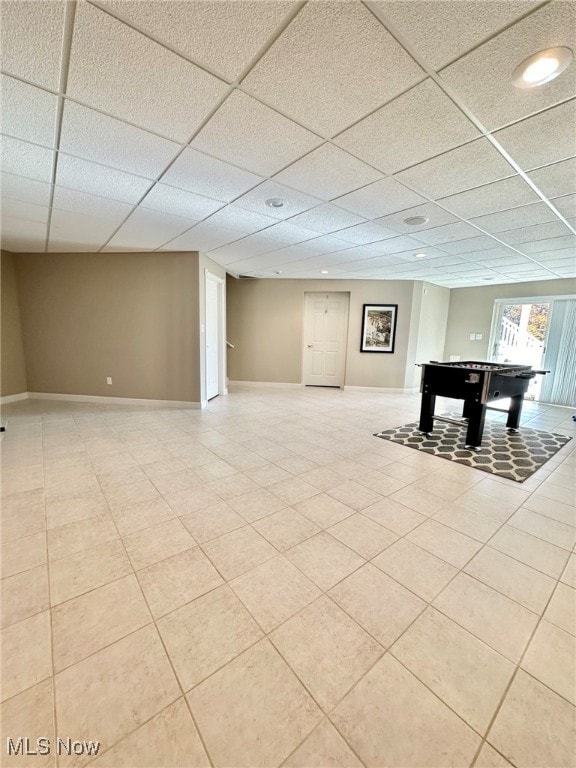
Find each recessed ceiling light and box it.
[482,277,495,281]
[414,253,427,259]
[265,198,284,208]
[274,270,282,275]
[512,47,573,89]
[320,269,329,274]
[404,216,429,226]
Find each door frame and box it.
[204,270,226,404]
[301,291,350,388]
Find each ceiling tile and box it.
[333,221,399,245]
[59,101,181,178]
[98,0,296,81]
[373,0,540,70]
[288,204,365,235]
[0,0,65,89]
[0,75,58,147]
[1,136,54,182]
[0,172,52,206]
[416,221,480,245]
[499,220,573,245]
[66,2,228,142]
[161,221,242,252]
[273,143,382,200]
[104,207,198,251]
[49,208,120,247]
[242,1,423,136]
[439,2,576,130]
[469,202,558,233]
[234,181,322,220]
[55,154,151,204]
[140,183,222,220]
[1,198,49,225]
[528,158,576,199]
[253,221,317,248]
[494,100,576,172]
[440,235,501,255]
[394,138,515,199]
[374,202,459,234]
[336,79,479,174]
[297,235,356,255]
[551,194,576,219]
[161,147,262,202]
[202,205,277,235]
[191,91,322,176]
[533,247,576,262]
[52,186,134,223]
[366,235,425,255]
[334,178,426,219]
[207,234,280,263]
[1,215,47,251]
[519,235,576,254]
[439,176,540,219]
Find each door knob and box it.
[307,344,313,348]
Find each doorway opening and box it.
[303,292,350,388]
[205,271,225,403]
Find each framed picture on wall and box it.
[360,304,398,353]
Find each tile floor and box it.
[1,386,575,768]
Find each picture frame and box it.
[360,304,398,353]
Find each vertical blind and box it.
[540,298,576,408]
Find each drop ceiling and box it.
[0,0,575,288]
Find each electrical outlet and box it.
[107,377,112,385]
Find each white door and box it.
[205,273,220,400]
[303,292,349,387]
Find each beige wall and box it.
[1,250,27,397]
[444,277,576,361]
[15,251,202,402]
[226,277,416,389]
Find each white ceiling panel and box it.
[334,178,426,220]
[98,0,296,81]
[522,247,575,262]
[440,2,576,130]
[207,234,281,263]
[528,158,576,199]
[416,221,480,245]
[234,181,322,220]
[1,136,54,182]
[161,221,242,252]
[469,202,558,234]
[55,154,151,204]
[373,0,540,71]
[191,91,322,177]
[296,235,356,255]
[394,138,515,199]
[66,2,228,142]
[438,176,540,219]
[273,143,382,200]
[440,235,501,255]
[202,205,277,235]
[366,235,425,255]
[47,239,103,253]
[140,183,222,221]
[254,221,318,248]
[1,215,47,252]
[551,194,576,220]
[335,221,399,245]
[520,235,576,254]
[1,198,49,225]
[52,186,134,223]
[104,208,198,251]
[0,172,52,207]
[499,221,573,246]
[336,79,479,174]
[494,100,576,172]
[49,208,120,247]
[59,101,181,178]
[375,202,459,234]
[287,204,366,235]
[242,1,423,136]
[0,0,65,90]
[161,147,262,202]
[0,75,58,147]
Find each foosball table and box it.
[418,361,549,449]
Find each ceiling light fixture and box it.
[414,253,427,259]
[512,47,573,88]
[265,198,284,208]
[320,269,329,274]
[403,216,429,226]
[274,270,282,275]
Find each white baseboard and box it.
[228,380,303,388]
[0,392,29,405]
[27,392,202,408]
[344,386,420,394]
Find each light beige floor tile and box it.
[46,491,108,529]
[406,520,482,568]
[294,494,355,528]
[192,459,239,483]
[411,474,475,501]
[271,596,383,711]
[299,466,351,492]
[47,514,119,561]
[55,625,180,766]
[49,539,132,605]
[276,455,320,476]
[331,654,481,767]
[327,513,397,559]
[52,573,151,671]
[433,504,501,542]
[522,620,576,705]
[140,457,187,480]
[464,547,556,613]
[269,476,320,506]
[475,742,513,767]
[1,611,52,702]
[162,484,223,516]
[1,490,46,542]
[388,485,446,515]
[488,670,576,768]
[327,459,370,480]
[378,461,429,484]
[392,607,514,733]
[508,508,576,550]
[90,698,210,767]
[96,466,148,492]
[187,639,322,768]
[452,490,518,522]
[0,680,55,768]
[561,553,576,588]
[1,564,49,628]
[327,481,382,512]
[545,583,576,636]
[372,538,457,602]
[355,470,406,497]
[286,532,365,591]
[249,463,292,487]
[180,501,245,543]
[253,508,320,551]
[227,487,287,522]
[329,563,425,647]
[112,497,176,537]
[138,547,223,618]
[158,584,262,690]
[208,474,260,501]
[151,470,202,496]
[283,719,363,767]
[489,524,570,578]
[123,519,195,570]
[523,493,576,527]
[1,531,46,579]
[532,483,576,507]
[202,525,277,580]
[433,572,538,662]
[103,478,161,512]
[362,497,426,535]
[474,477,531,507]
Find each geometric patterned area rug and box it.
[374,417,572,483]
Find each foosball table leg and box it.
[506,394,524,432]
[418,391,436,435]
[464,402,486,449]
